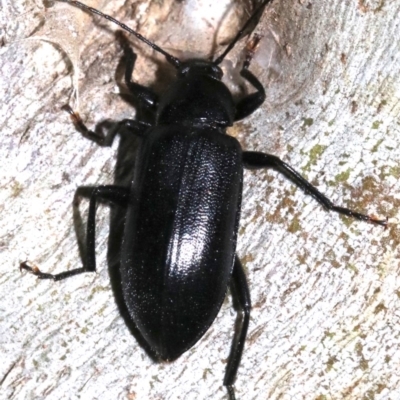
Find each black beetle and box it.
[21,0,387,398]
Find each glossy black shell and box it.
[120,125,243,360]
[157,61,235,127]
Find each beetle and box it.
[21,0,387,398]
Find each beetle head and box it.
[178,60,223,80]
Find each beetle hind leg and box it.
[224,256,251,399]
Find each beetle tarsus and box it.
[61,104,106,144]
[243,34,262,70]
[226,385,236,400]
[20,260,88,281]
[20,261,71,280]
[20,261,38,274]
[329,206,387,227]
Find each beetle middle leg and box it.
[224,256,251,400]
[85,185,130,271]
[21,185,130,281]
[243,151,387,226]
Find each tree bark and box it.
[1,0,399,399]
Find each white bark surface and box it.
[1,1,399,399]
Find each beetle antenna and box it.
[57,0,181,69]
[213,0,273,65]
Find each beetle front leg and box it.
[234,68,266,121]
[234,37,266,121]
[21,185,130,281]
[243,151,387,226]
[224,256,251,400]
[123,43,159,110]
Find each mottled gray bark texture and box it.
[1,0,399,399]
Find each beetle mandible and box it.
[21,0,387,398]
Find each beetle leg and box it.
[123,44,159,110]
[234,67,267,121]
[85,186,130,272]
[19,261,89,281]
[234,68,266,121]
[62,105,150,146]
[234,38,266,121]
[21,185,130,281]
[62,41,157,145]
[224,256,251,400]
[61,104,109,145]
[243,151,388,226]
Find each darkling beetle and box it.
[21,0,388,398]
